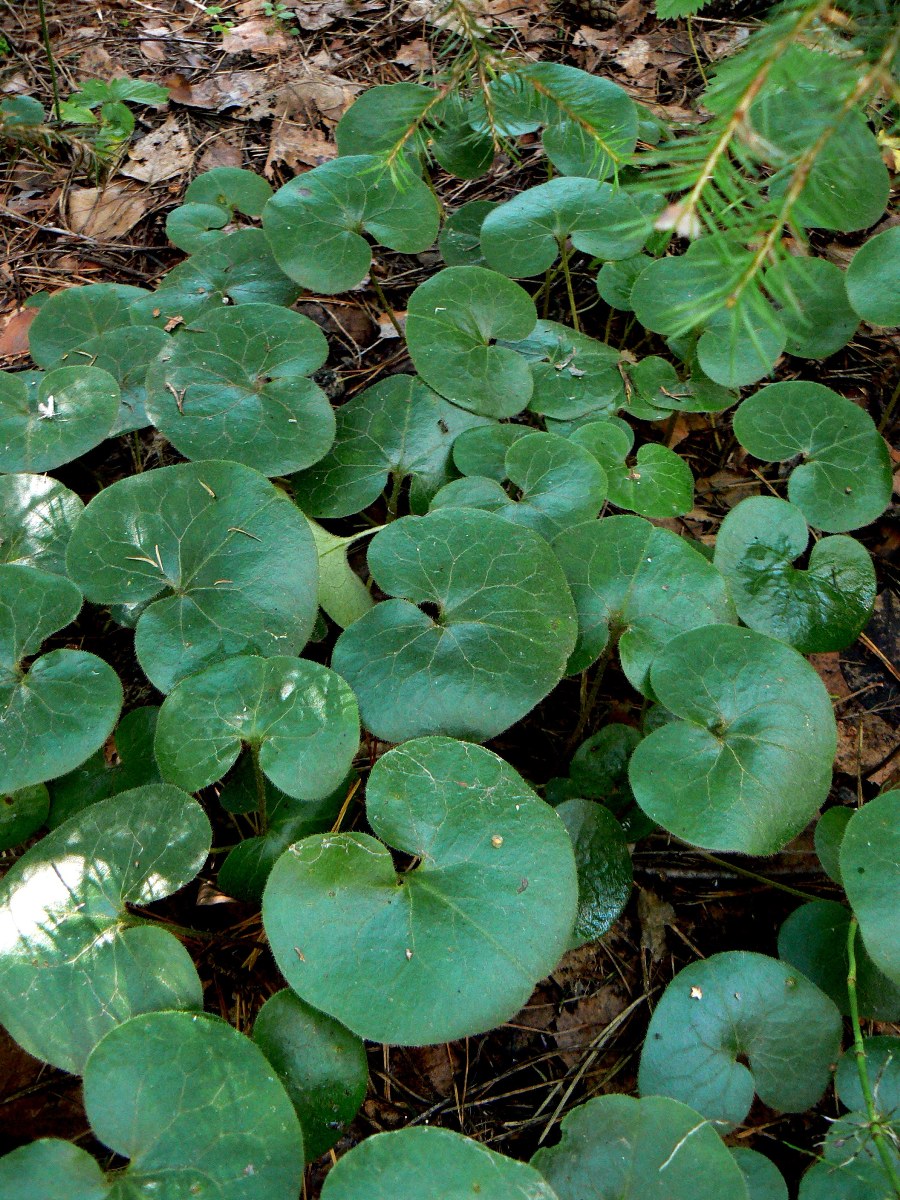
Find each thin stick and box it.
[695,850,827,903]
[370,275,404,338]
[559,238,580,332]
[37,0,61,122]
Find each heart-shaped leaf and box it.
[263,736,578,1044]
[438,199,498,266]
[713,496,876,653]
[184,166,274,215]
[262,156,440,293]
[623,356,735,419]
[405,266,538,418]
[765,256,858,359]
[0,784,209,1072]
[155,654,359,798]
[0,783,49,851]
[129,229,301,328]
[0,473,83,575]
[628,626,836,853]
[835,1035,900,1117]
[27,283,151,367]
[631,240,741,338]
[166,200,230,252]
[145,302,334,476]
[331,508,577,742]
[596,253,652,310]
[321,1126,558,1200]
[430,430,607,541]
[841,791,900,985]
[531,1094,749,1200]
[0,565,122,793]
[69,324,169,435]
[556,798,632,945]
[0,365,119,472]
[552,515,735,683]
[291,373,489,518]
[308,519,374,629]
[732,1149,788,1200]
[571,422,694,517]
[567,724,653,839]
[65,459,319,692]
[778,900,900,1021]
[481,177,650,277]
[253,988,368,1160]
[507,321,625,420]
[335,81,434,157]
[733,381,892,533]
[638,950,842,1126]
[451,423,533,480]
[846,225,900,327]
[696,289,786,388]
[0,1140,107,1200]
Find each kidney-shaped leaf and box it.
[552,515,735,683]
[405,266,538,418]
[331,508,577,742]
[73,324,169,435]
[0,365,119,473]
[507,320,625,421]
[841,791,900,985]
[531,1094,749,1200]
[799,1111,900,1200]
[556,798,632,946]
[835,1035,900,1118]
[184,165,274,216]
[145,302,334,476]
[263,155,440,293]
[638,950,842,1127]
[0,785,209,1072]
[65,459,319,692]
[732,1148,788,1200]
[733,381,892,533]
[166,201,230,253]
[628,626,836,853]
[264,736,578,1044]
[155,654,359,799]
[846,225,900,327]
[0,1140,107,1200]
[714,496,876,653]
[572,421,694,518]
[0,565,122,793]
[0,473,83,575]
[765,255,858,360]
[27,282,151,367]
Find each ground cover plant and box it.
[0,0,897,1195]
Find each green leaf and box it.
[552,515,735,682]
[696,290,786,388]
[129,229,301,328]
[430,431,607,541]
[846,225,900,327]
[556,798,632,945]
[481,178,650,277]
[841,791,900,985]
[632,240,740,338]
[263,156,440,293]
[0,366,119,472]
[713,496,876,653]
[778,900,900,1021]
[71,324,169,435]
[253,989,369,1159]
[65,459,319,692]
[731,1148,789,1200]
[430,92,495,179]
[656,0,709,16]
[733,381,893,533]
[531,1094,750,1200]
[0,473,83,575]
[0,565,122,793]
[835,1035,900,1117]
[438,199,498,267]
[798,1109,900,1200]
[569,725,649,838]
[0,785,209,1072]
[0,94,46,127]
[0,783,49,851]
[165,200,230,253]
[815,806,853,885]
[145,302,334,476]
[308,519,373,629]
[628,626,836,853]
[27,283,150,367]
[572,421,694,517]
[335,82,434,158]
[405,266,538,418]
[263,736,578,1044]
[155,654,359,798]
[77,76,169,105]
[595,253,652,311]
[331,509,577,742]
[508,321,625,421]
[637,950,842,1127]
[184,166,274,216]
[766,256,858,359]
[290,373,489,518]
[0,1141,107,1200]
[451,424,532,480]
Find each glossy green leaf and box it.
[0,783,49,851]
[253,989,368,1159]
[145,302,333,476]
[165,200,230,252]
[556,798,632,945]
[595,253,652,311]
[713,496,876,652]
[331,509,577,742]
[0,473,83,575]
[552,515,735,682]
[451,423,532,480]
[290,373,489,518]
[733,381,892,533]
[481,178,650,277]
[308,519,373,629]
[430,93,495,178]
[0,1141,107,1200]
[322,1126,558,1200]
[405,266,537,418]
[638,950,842,1126]
[766,256,858,359]
[815,806,853,885]
[846,225,900,327]
[438,199,497,267]
[65,459,319,692]
[778,900,900,1021]
[263,156,440,293]
[27,283,151,367]
[835,1035,900,1117]
[628,626,836,853]
[531,1094,749,1200]
[841,791,900,984]
[155,654,359,798]
[0,365,119,472]
[696,290,786,388]
[732,1149,789,1200]
[184,166,274,216]
[631,240,741,338]
[71,324,169,435]
[0,785,209,1072]
[263,736,578,1044]
[568,725,650,837]
[430,431,607,540]
[509,321,624,420]
[335,82,434,157]
[572,421,694,517]
[0,565,122,793]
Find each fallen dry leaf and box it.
[615,38,653,78]
[293,0,384,30]
[265,122,336,175]
[120,115,193,184]
[393,39,434,71]
[637,887,675,964]
[0,308,38,362]
[553,988,628,1069]
[166,62,359,124]
[221,17,292,57]
[66,182,150,239]
[196,138,245,173]
[139,23,170,64]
